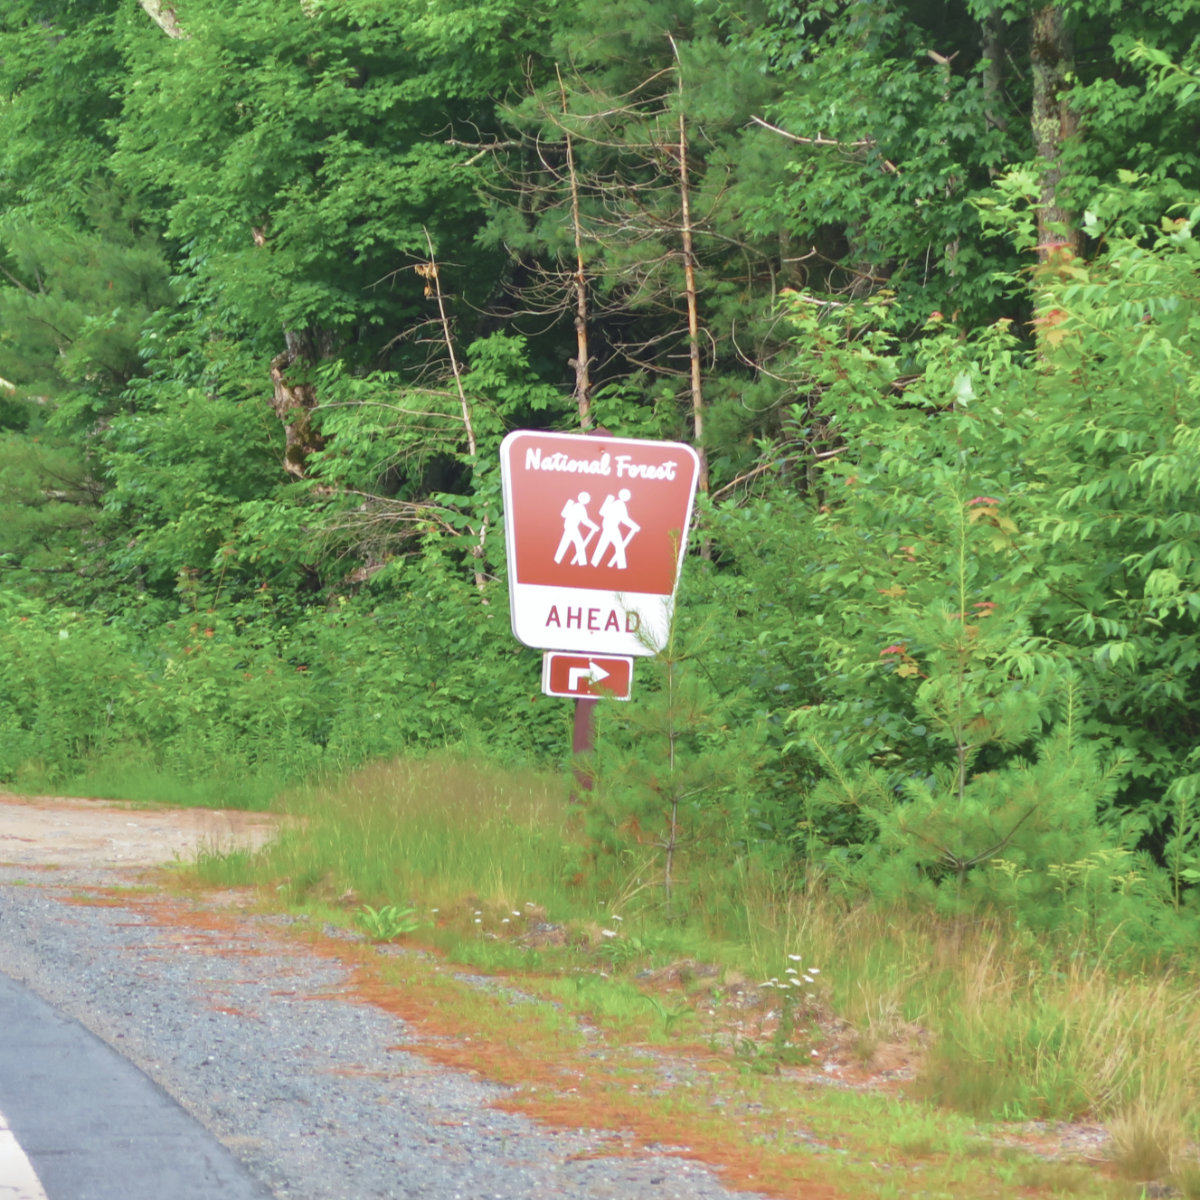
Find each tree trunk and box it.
[677,108,708,496]
[269,329,327,479]
[1031,4,1082,262]
[670,37,709,497]
[137,0,187,39]
[980,12,1008,143]
[558,69,594,430]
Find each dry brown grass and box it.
[728,875,1200,1156]
[1107,1092,1183,1182]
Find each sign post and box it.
[500,429,701,792]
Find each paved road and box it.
[0,867,769,1200]
[0,971,272,1200]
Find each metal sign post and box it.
[499,429,701,788]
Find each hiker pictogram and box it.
[554,491,600,565]
[590,489,640,569]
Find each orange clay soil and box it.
[52,884,1123,1200]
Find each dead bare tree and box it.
[558,67,594,429]
[417,231,488,591]
[484,56,734,470]
[669,35,708,497]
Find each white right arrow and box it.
[568,661,611,692]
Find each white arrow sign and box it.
[568,660,610,692]
[543,652,633,701]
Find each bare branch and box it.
[749,115,899,174]
[315,398,464,424]
[446,138,521,153]
[0,264,41,297]
[749,114,874,148]
[710,460,782,500]
[446,137,521,166]
[137,0,187,38]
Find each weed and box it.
[356,903,420,941]
[642,993,693,1037]
[595,930,650,969]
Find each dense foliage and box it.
[2,0,1199,947]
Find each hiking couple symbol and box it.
[554,489,641,570]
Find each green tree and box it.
[486,0,799,486]
[737,0,1200,326]
[733,201,1200,927]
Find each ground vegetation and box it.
[2,0,1200,1160]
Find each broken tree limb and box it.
[137,0,187,38]
[749,115,899,174]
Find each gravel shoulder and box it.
[0,792,279,869]
[0,795,769,1200]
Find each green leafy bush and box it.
[713,209,1200,936]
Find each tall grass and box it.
[195,750,1200,1187]
[205,753,592,915]
[60,758,288,810]
[729,876,1199,1181]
